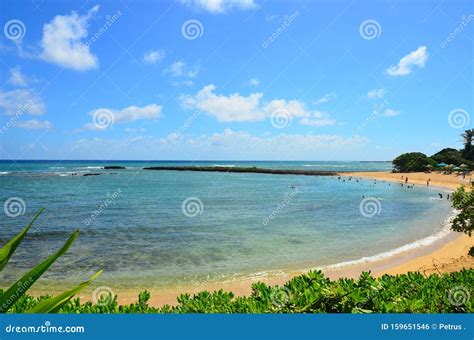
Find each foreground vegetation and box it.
[7,269,473,313]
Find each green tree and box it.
[392,152,435,172]
[431,148,465,165]
[451,186,473,237]
[461,129,474,162]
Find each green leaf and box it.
[0,229,79,313]
[26,271,102,313]
[0,209,44,271]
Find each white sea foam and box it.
[0,171,10,175]
[213,164,236,167]
[49,166,65,169]
[318,209,459,270]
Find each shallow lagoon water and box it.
[0,161,451,288]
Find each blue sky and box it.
[0,0,472,160]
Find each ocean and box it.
[0,160,452,290]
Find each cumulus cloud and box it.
[387,46,428,76]
[143,49,165,64]
[180,0,257,13]
[367,88,385,99]
[182,85,337,126]
[84,104,162,130]
[181,84,264,122]
[14,119,53,130]
[40,5,99,71]
[0,89,46,115]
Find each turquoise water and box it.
[0,160,452,289]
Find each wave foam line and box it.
[318,209,459,271]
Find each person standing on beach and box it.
[405,177,408,183]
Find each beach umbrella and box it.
[460,164,468,168]
[436,162,448,167]
[453,166,462,171]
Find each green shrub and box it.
[451,186,474,237]
[8,269,473,314]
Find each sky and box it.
[0,0,472,161]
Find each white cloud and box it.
[300,116,337,126]
[264,99,336,126]
[14,119,53,130]
[40,5,99,71]
[314,92,336,105]
[0,89,46,115]
[84,104,162,130]
[263,99,308,117]
[164,61,198,78]
[383,109,399,117]
[143,49,165,64]
[367,88,385,99]
[8,67,31,86]
[163,61,199,86]
[181,84,264,122]
[249,78,260,87]
[182,85,337,126]
[71,129,368,160]
[180,0,257,13]
[387,46,428,76]
[125,127,147,132]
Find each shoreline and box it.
[25,171,474,307]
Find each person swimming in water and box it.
[438,193,443,199]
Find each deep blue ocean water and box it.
[0,160,452,289]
